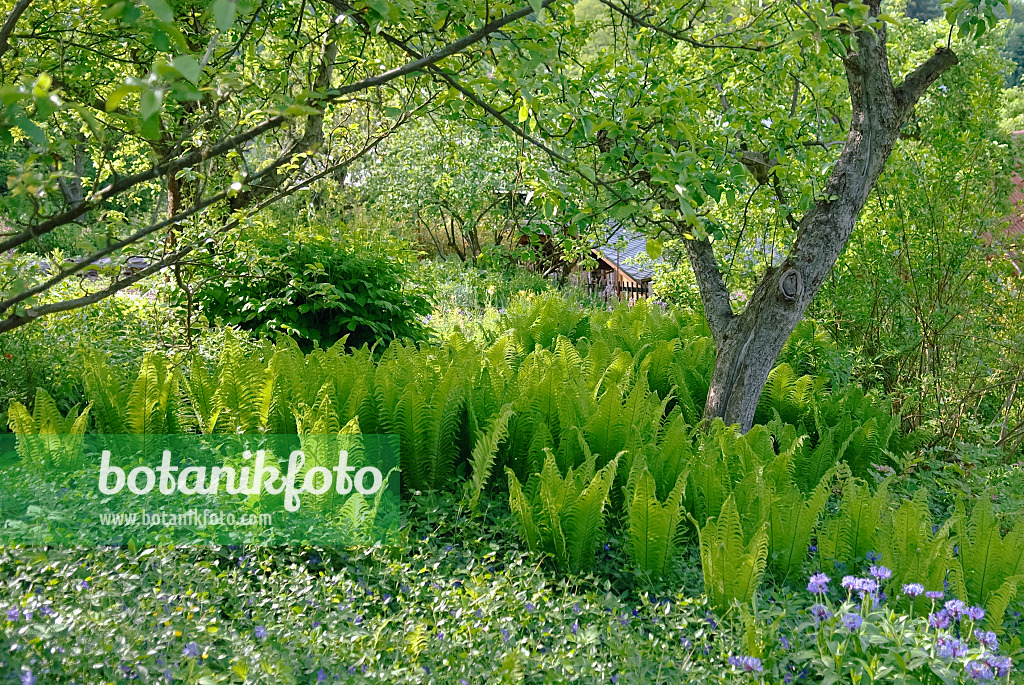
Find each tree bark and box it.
[691,13,958,431]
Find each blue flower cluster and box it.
[801,567,1014,683]
[727,655,764,673]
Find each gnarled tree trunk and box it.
[687,11,958,432]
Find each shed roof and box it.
[592,224,658,281]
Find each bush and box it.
[186,232,429,350]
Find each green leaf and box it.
[172,55,201,85]
[106,84,136,112]
[211,0,236,31]
[646,238,663,260]
[140,88,164,121]
[144,0,174,23]
[528,0,544,14]
[366,0,390,16]
[14,116,46,145]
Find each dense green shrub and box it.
[187,232,428,350]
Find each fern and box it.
[873,491,955,613]
[626,457,687,579]
[693,495,770,614]
[465,404,514,511]
[506,450,618,573]
[817,479,889,572]
[763,477,830,583]
[7,388,91,473]
[951,497,1024,631]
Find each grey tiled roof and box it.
[593,225,658,281]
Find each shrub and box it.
[186,232,428,350]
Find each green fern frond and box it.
[466,404,514,511]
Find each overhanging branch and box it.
[0,0,552,254]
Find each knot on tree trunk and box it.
[779,268,802,302]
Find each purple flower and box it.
[182,642,201,658]
[865,551,881,562]
[903,583,925,597]
[810,603,833,623]
[987,655,1012,677]
[841,576,878,597]
[926,591,944,600]
[254,625,267,640]
[869,565,892,580]
[842,613,863,631]
[728,655,764,673]
[936,635,969,659]
[21,671,36,685]
[929,610,951,629]
[80,580,89,590]
[316,669,327,683]
[525,602,535,613]
[459,680,470,685]
[680,636,692,649]
[965,606,986,622]
[501,628,510,643]
[779,634,791,650]
[965,660,994,681]
[807,573,830,594]
[7,607,18,621]
[944,599,966,619]
[571,620,578,635]
[975,629,998,651]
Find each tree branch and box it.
[0,0,33,59]
[682,236,733,335]
[0,0,549,254]
[0,126,401,334]
[894,47,958,112]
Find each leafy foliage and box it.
[186,231,429,350]
[693,495,770,614]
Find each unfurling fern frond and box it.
[466,404,514,511]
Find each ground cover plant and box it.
[3,0,1024,681]
[3,296,1024,683]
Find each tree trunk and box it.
[687,15,958,432]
